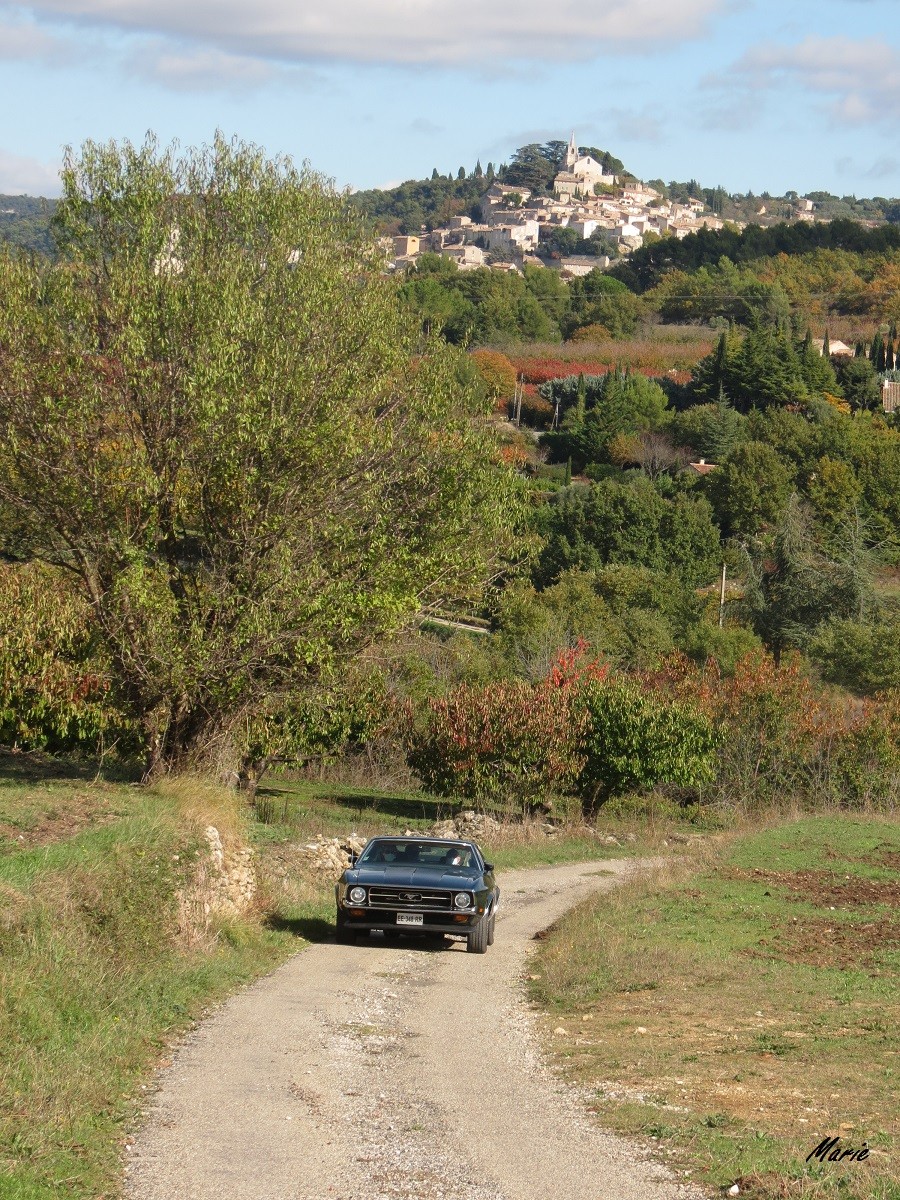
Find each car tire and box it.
[487,913,496,946]
[335,913,355,944]
[466,919,489,954]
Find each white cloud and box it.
[3,0,725,66]
[0,14,76,62]
[728,36,900,125]
[0,148,61,194]
[128,39,318,92]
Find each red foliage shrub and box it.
[404,643,606,814]
[512,358,610,385]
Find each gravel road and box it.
[126,857,706,1200]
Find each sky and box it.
[2,0,900,199]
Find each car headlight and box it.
[349,886,367,904]
[454,892,472,909]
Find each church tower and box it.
[565,132,578,169]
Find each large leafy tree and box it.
[503,144,559,194]
[0,135,516,778]
[739,497,869,665]
[534,477,720,589]
[706,441,794,537]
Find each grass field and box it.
[532,814,900,1200]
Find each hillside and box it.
[5,139,900,252]
[0,194,56,256]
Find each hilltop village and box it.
[386,134,767,278]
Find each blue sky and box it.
[2,0,900,199]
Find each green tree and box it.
[799,329,841,399]
[534,477,720,589]
[806,455,862,530]
[0,135,516,779]
[739,497,869,665]
[706,441,794,537]
[690,330,736,402]
[725,327,809,411]
[573,371,670,465]
[0,562,136,754]
[504,144,556,194]
[837,356,881,411]
[672,394,748,462]
[575,678,718,808]
[811,602,900,694]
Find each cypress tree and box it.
[887,339,895,371]
[877,337,887,373]
[575,374,587,425]
[855,341,865,357]
[474,159,483,178]
[801,328,839,398]
[431,168,439,181]
[564,456,572,486]
[869,331,884,367]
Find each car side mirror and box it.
[348,853,359,866]
[483,862,494,872]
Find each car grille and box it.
[367,887,454,911]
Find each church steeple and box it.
[566,131,578,169]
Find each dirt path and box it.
[126,858,705,1200]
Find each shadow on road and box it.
[265,914,335,941]
[265,912,459,953]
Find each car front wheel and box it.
[466,918,489,954]
[487,914,495,946]
[335,912,356,944]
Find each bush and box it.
[575,677,719,809]
[470,349,518,407]
[404,645,604,816]
[827,695,900,808]
[516,388,554,428]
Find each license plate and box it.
[396,913,423,926]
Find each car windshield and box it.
[358,840,476,869]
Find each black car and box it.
[335,836,500,953]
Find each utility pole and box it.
[514,375,523,427]
[718,561,727,628]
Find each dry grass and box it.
[153,775,248,846]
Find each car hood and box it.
[344,865,483,888]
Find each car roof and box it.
[362,835,480,852]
